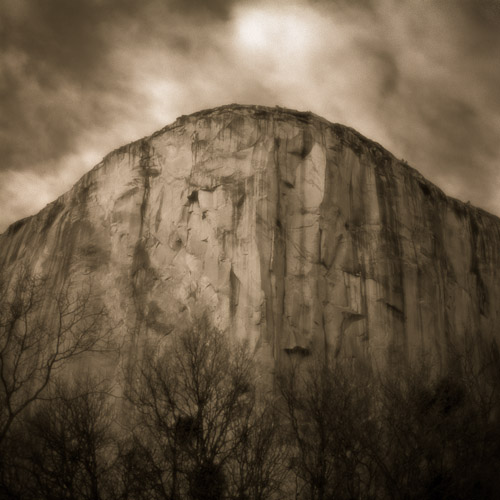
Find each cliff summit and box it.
[1,104,499,373]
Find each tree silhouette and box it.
[0,268,112,496]
[127,315,286,500]
[277,356,379,500]
[20,376,117,500]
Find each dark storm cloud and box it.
[0,0,126,171]
[387,0,500,212]
[0,0,249,230]
[354,44,400,98]
[394,87,499,202]
[0,0,245,173]
[312,0,500,216]
[0,0,499,232]
[168,0,242,19]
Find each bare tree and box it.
[0,267,113,500]
[0,268,112,448]
[114,434,165,500]
[375,348,500,500]
[18,375,118,500]
[225,401,290,500]
[128,314,286,500]
[277,356,379,500]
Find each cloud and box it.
[287,0,500,215]
[1,0,124,170]
[0,149,102,228]
[0,0,242,172]
[1,0,499,232]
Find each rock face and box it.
[1,104,500,374]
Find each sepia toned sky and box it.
[1,0,500,232]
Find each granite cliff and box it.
[1,104,499,375]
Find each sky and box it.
[1,0,500,233]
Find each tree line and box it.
[1,271,500,499]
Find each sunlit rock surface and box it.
[1,104,499,373]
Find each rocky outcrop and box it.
[1,104,499,374]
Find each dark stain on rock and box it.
[287,128,314,159]
[450,199,468,219]
[374,155,404,292]
[284,345,310,356]
[419,181,432,198]
[155,188,164,233]
[335,311,365,358]
[132,240,153,282]
[5,217,29,236]
[236,190,245,209]
[4,223,30,264]
[470,213,489,316]
[42,200,65,232]
[187,190,199,204]
[301,128,313,158]
[385,301,405,320]
[350,142,364,157]
[73,184,92,208]
[54,217,93,279]
[139,168,161,178]
[227,178,249,230]
[131,240,158,322]
[229,267,240,320]
[131,139,163,329]
[171,236,183,251]
[139,140,162,178]
[138,141,152,240]
[80,243,110,271]
[116,187,141,203]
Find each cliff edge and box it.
[1,104,499,373]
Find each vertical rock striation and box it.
[1,104,499,374]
